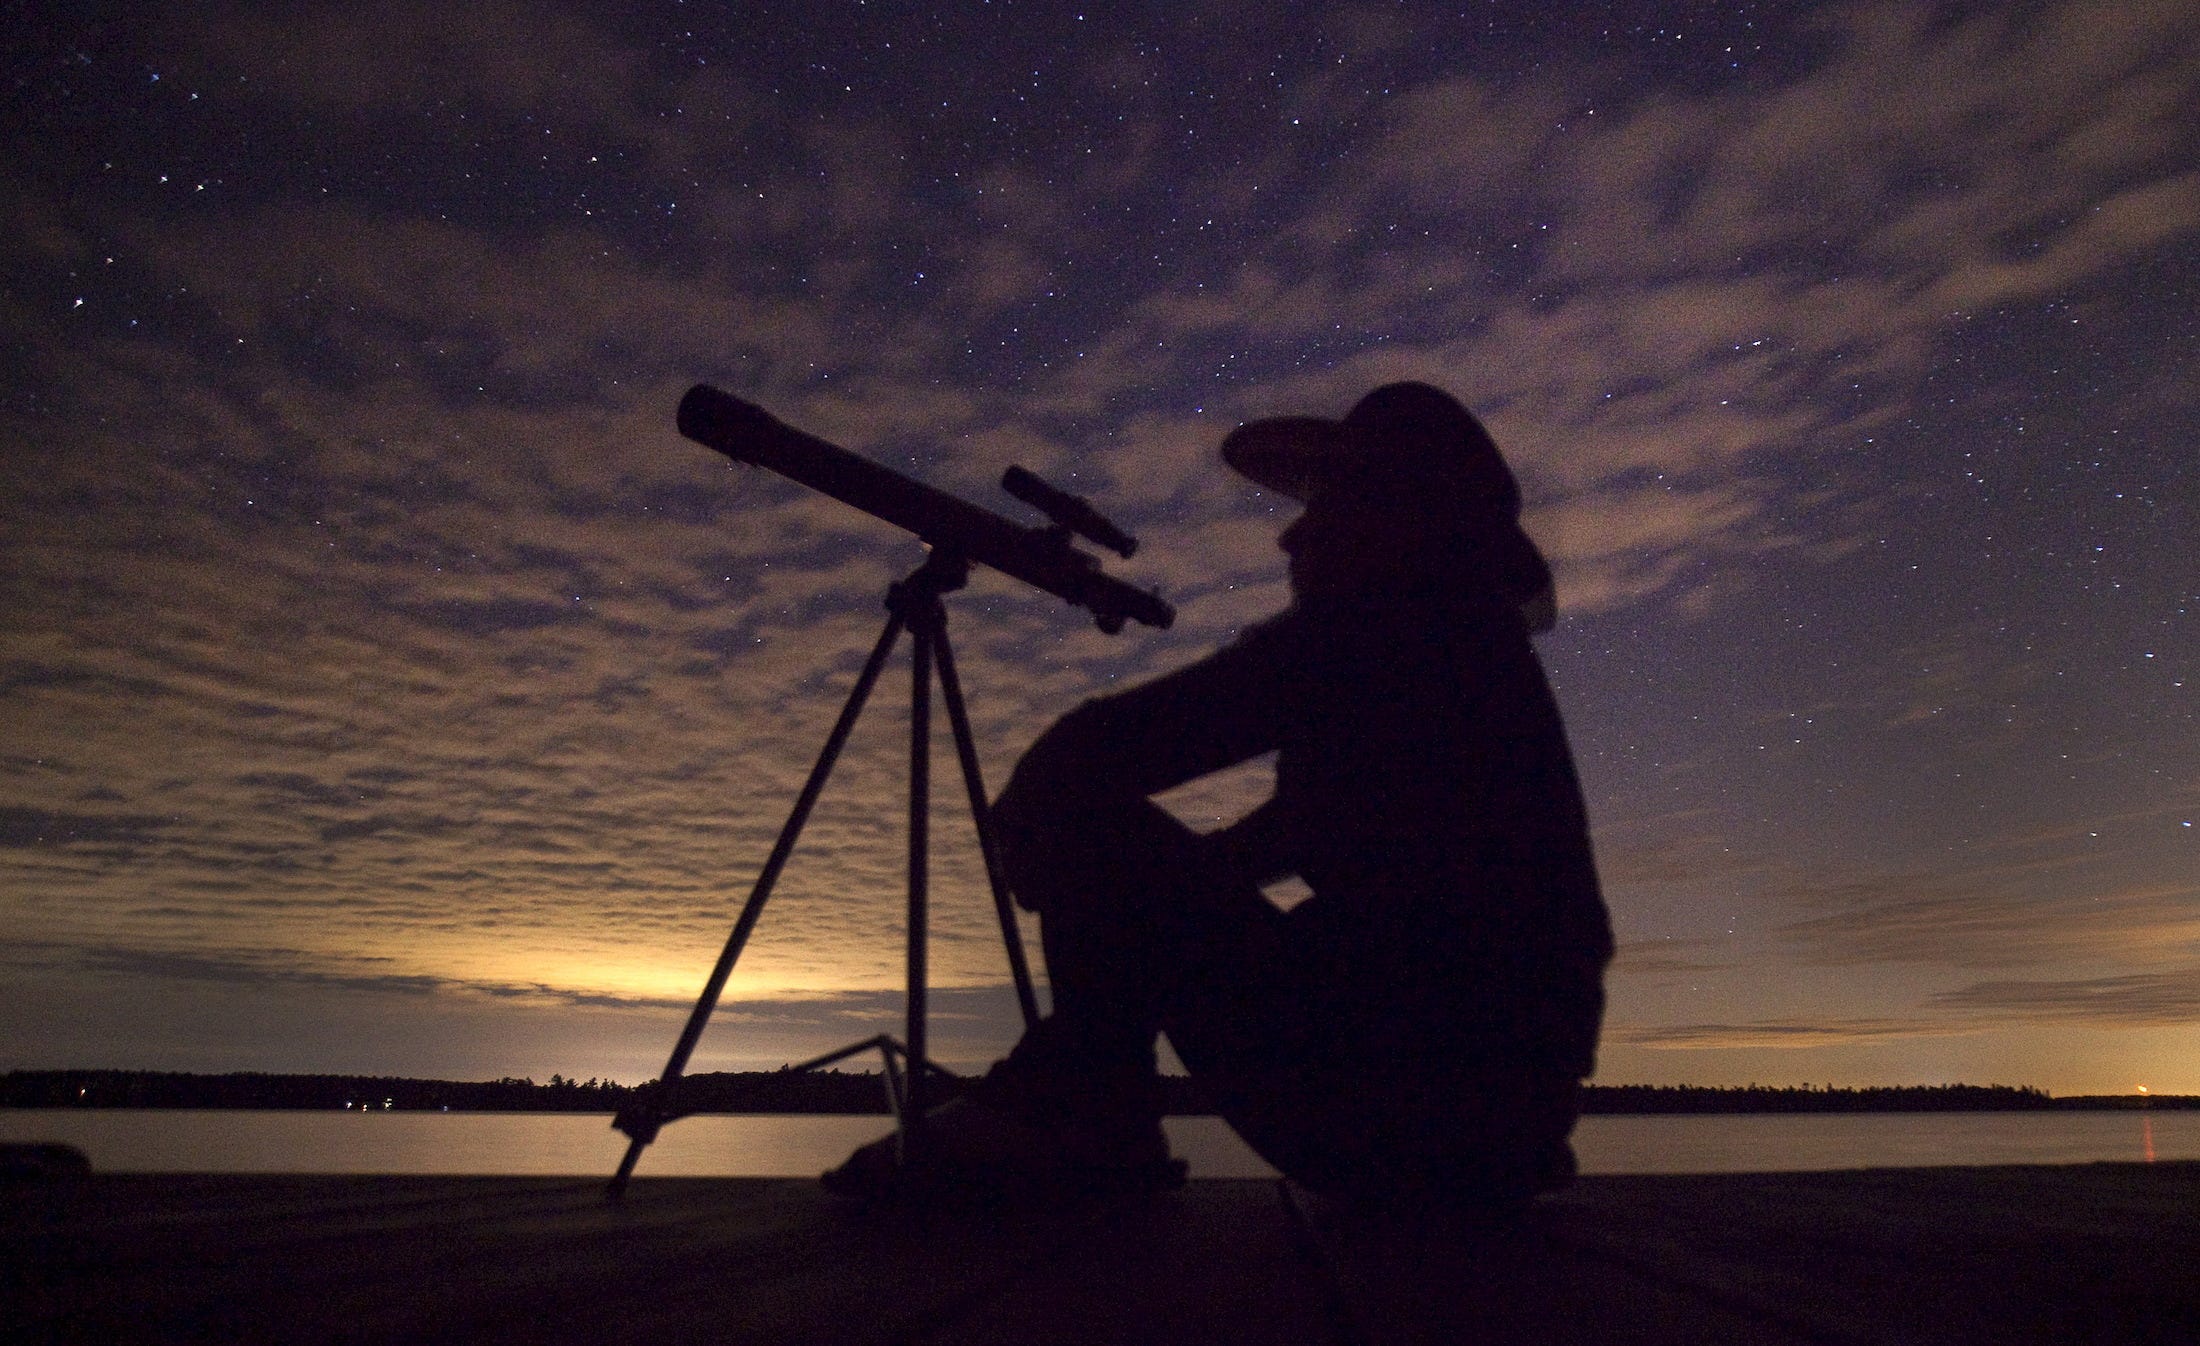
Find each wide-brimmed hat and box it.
[1221,381,1556,629]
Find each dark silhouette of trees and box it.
[3,1070,2183,1114]
[1577,1083,2062,1114]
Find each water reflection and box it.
[1,1109,2194,1177]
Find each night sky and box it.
[4,0,2194,1094]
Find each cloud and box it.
[1093,0,2200,613]
[1348,75,1571,217]
[1925,172,2200,312]
[1930,970,2200,1027]
[1609,1016,1979,1049]
[1777,876,2200,971]
[183,1,645,117]
[0,806,174,851]
[1645,0,2200,283]
[1608,937,1737,980]
[1528,478,1776,615]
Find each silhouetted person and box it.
[827,382,1613,1211]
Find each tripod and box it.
[608,549,1042,1198]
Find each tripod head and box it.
[678,385,1172,633]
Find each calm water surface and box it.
[4,1109,2191,1177]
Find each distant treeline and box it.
[1583,1083,2064,1113]
[3,1070,2189,1114]
[1,1070,644,1113]
[0,1069,889,1114]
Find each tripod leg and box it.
[607,609,907,1199]
[902,617,932,1160]
[931,623,1042,1028]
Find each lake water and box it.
[4,1109,2192,1178]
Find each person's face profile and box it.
[1279,471,1447,602]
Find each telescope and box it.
[611,387,1173,1198]
[677,385,1171,632]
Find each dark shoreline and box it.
[4,1069,2188,1115]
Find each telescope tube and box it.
[678,385,1172,632]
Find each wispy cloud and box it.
[1776,873,2200,970]
[1609,1016,1981,1050]
[1930,970,2200,1026]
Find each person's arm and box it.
[991,616,1304,899]
[996,617,1296,811]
